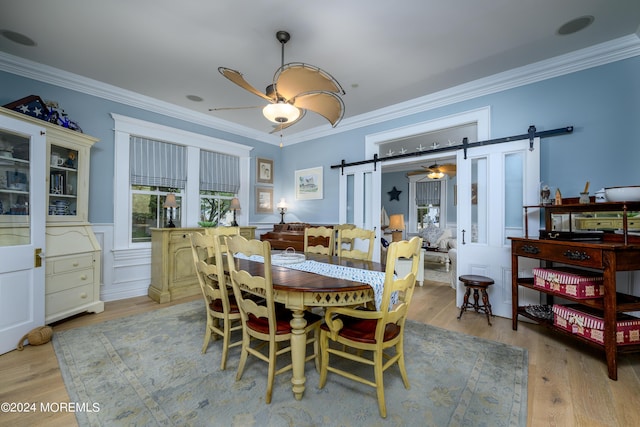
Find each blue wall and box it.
[1,55,638,225]
[0,71,280,223]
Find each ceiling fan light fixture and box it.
[427,170,445,179]
[263,102,300,123]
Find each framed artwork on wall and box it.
[257,158,274,184]
[295,166,323,200]
[256,187,273,213]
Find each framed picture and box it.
[295,166,323,200]
[256,187,273,213]
[257,158,274,184]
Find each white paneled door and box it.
[0,114,46,354]
[339,163,382,261]
[455,137,541,319]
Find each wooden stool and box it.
[457,275,494,326]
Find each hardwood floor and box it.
[1,279,639,426]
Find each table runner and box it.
[234,253,392,310]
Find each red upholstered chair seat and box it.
[210,295,239,314]
[248,311,322,335]
[321,317,400,344]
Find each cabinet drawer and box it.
[46,282,94,317]
[169,231,193,246]
[48,254,94,274]
[47,268,94,294]
[575,217,640,231]
[240,229,255,240]
[512,241,603,268]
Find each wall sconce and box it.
[163,193,178,228]
[388,213,405,242]
[277,198,288,224]
[229,197,241,226]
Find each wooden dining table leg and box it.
[289,308,308,400]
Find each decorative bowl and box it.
[604,186,640,202]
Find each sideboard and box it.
[511,201,640,380]
[148,226,255,303]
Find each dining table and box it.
[226,252,386,400]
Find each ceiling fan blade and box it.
[274,63,345,101]
[208,105,262,111]
[218,67,274,101]
[292,91,345,127]
[269,109,306,134]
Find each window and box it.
[200,191,234,226]
[129,136,187,242]
[408,174,447,233]
[199,149,240,226]
[132,186,181,242]
[112,114,252,250]
[416,180,441,229]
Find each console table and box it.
[148,226,255,303]
[260,223,332,252]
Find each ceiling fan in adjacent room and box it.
[211,30,345,133]
[421,162,457,179]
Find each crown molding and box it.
[284,34,640,145]
[1,34,638,147]
[0,51,278,144]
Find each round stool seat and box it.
[459,275,494,287]
[457,275,494,326]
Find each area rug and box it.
[53,300,527,426]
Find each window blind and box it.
[199,150,240,193]
[130,136,187,188]
[416,181,441,205]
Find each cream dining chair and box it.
[225,235,323,404]
[319,236,423,418]
[303,226,335,256]
[336,227,375,260]
[333,223,356,254]
[189,231,242,370]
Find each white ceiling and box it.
[1,1,639,140]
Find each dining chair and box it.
[225,235,323,404]
[303,226,335,256]
[334,223,356,253]
[336,227,375,260]
[190,231,242,370]
[319,236,423,418]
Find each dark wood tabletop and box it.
[227,253,386,293]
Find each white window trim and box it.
[112,113,253,250]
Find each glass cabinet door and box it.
[48,144,79,218]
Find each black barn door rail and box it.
[331,125,573,174]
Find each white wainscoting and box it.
[92,224,152,302]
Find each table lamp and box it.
[388,214,405,242]
[230,197,241,226]
[277,198,288,224]
[163,193,178,228]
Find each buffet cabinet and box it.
[511,202,640,380]
[0,107,103,323]
[148,226,256,303]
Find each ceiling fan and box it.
[212,30,345,133]
[421,162,457,179]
